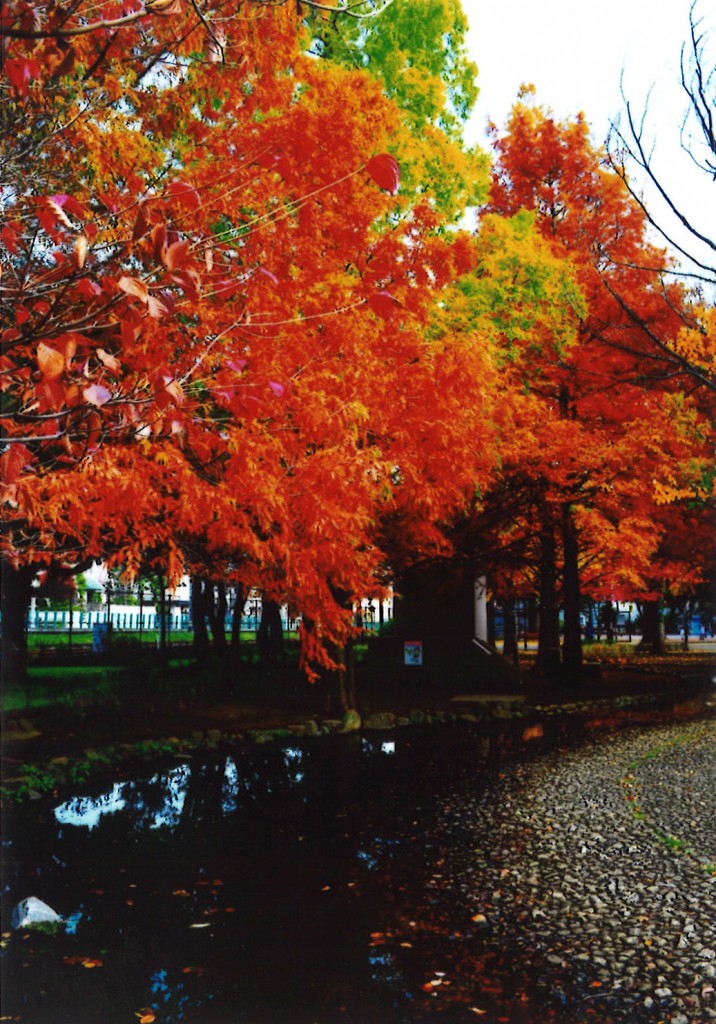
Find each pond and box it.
[3,713,712,1023]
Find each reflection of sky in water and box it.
[362,738,397,756]
[54,765,191,832]
[283,745,304,784]
[146,765,191,829]
[222,757,242,813]
[55,783,128,830]
[222,748,306,813]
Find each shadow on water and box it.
[1,706,711,1023]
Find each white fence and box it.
[28,607,187,632]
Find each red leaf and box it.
[76,279,102,300]
[0,444,32,484]
[119,276,149,303]
[37,342,65,380]
[5,58,41,98]
[133,204,149,242]
[166,180,200,211]
[50,194,85,219]
[151,224,167,261]
[147,294,169,319]
[83,383,112,407]
[97,348,121,372]
[367,154,400,195]
[2,224,20,255]
[74,235,89,269]
[367,291,401,319]
[164,239,191,272]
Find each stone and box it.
[12,897,63,932]
[363,712,396,730]
[338,709,362,734]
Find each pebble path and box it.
[405,715,716,1022]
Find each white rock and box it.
[11,896,63,930]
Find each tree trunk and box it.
[681,600,691,651]
[191,576,210,661]
[639,600,665,653]
[257,598,284,663]
[535,524,561,675]
[562,504,583,679]
[502,597,519,666]
[231,583,244,653]
[157,575,168,660]
[207,581,228,653]
[0,561,35,684]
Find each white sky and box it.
[461,0,715,278]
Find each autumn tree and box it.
[480,97,711,678]
[1,0,502,687]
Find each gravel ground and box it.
[410,714,716,1023]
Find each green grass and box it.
[28,630,196,649]
[2,666,127,712]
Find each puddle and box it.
[2,729,498,1023]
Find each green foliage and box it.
[69,760,92,785]
[305,0,489,217]
[13,764,57,802]
[307,0,478,136]
[582,642,636,663]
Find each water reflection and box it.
[7,728,497,1024]
[55,781,128,830]
[54,765,192,832]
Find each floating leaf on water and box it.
[63,956,103,968]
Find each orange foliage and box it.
[1,2,497,672]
